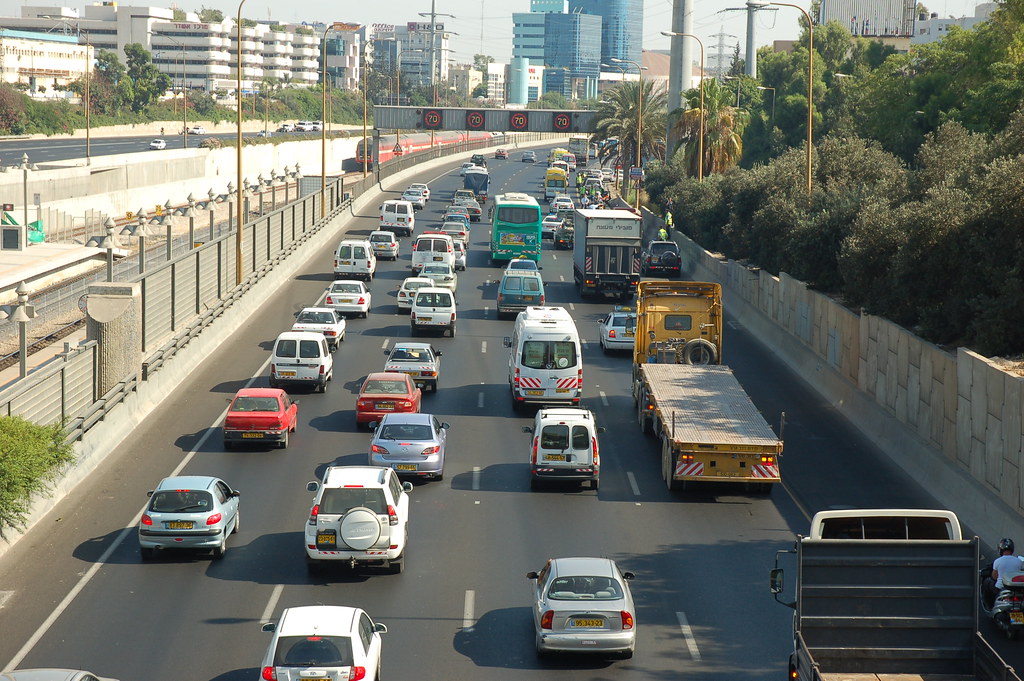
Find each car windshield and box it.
[331,283,362,293]
[547,576,623,600]
[231,396,280,412]
[273,635,354,667]
[650,243,679,255]
[318,487,387,514]
[149,489,213,513]
[521,340,577,369]
[378,423,433,440]
[363,379,409,394]
[297,311,335,324]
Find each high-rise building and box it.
[543,12,600,98]
[512,12,546,65]
[569,0,643,66]
[530,0,568,12]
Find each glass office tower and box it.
[569,0,643,66]
[543,12,601,98]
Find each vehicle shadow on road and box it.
[448,462,592,496]
[313,453,367,480]
[294,272,334,282]
[209,667,260,681]
[308,409,359,434]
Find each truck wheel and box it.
[663,437,681,491]
[681,339,718,365]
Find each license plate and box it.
[523,296,534,302]
[433,256,443,261]
[339,260,351,265]
[556,388,571,393]
[341,298,354,304]
[572,619,604,628]
[625,330,635,337]
[395,464,417,471]
[398,218,406,222]
[241,433,263,438]
[167,521,193,530]
[545,454,566,461]
[377,402,395,410]
[418,316,432,323]
[279,370,296,377]
[1012,612,1024,624]
[526,390,543,396]
[316,532,336,546]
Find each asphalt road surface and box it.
[1,149,1020,680]
[0,130,284,164]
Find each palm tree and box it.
[592,79,667,170]
[670,78,747,177]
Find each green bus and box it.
[490,192,543,264]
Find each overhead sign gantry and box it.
[372,106,596,133]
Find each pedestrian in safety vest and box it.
[665,211,674,228]
[658,227,669,241]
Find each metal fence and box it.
[0,131,562,440]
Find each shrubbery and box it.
[0,416,75,532]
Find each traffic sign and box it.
[509,111,529,131]
[421,108,443,130]
[465,110,485,130]
[393,142,403,154]
[629,167,644,180]
[553,112,571,132]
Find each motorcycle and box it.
[980,565,1024,639]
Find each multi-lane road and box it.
[0,150,1019,680]
[0,130,276,164]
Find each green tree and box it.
[591,79,667,168]
[123,43,171,113]
[532,91,568,109]
[670,77,748,176]
[172,8,186,20]
[471,83,488,98]
[472,54,494,75]
[198,7,224,22]
[0,85,28,134]
[0,416,75,530]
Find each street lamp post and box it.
[753,0,813,194]
[83,30,92,165]
[662,32,705,181]
[611,58,644,211]
[235,0,250,285]
[321,23,346,220]
[757,85,776,120]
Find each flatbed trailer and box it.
[634,363,782,492]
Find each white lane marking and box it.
[569,303,575,311]
[477,392,485,408]
[627,472,641,496]
[676,611,702,661]
[381,338,389,349]
[551,254,557,260]
[0,591,13,609]
[481,341,487,354]
[3,355,273,672]
[559,275,565,282]
[483,305,490,317]
[463,590,477,631]
[472,466,481,490]
[599,390,608,406]
[260,584,284,623]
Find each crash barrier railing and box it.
[0,132,560,441]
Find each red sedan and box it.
[223,388,298,449]
[356,372,422,428]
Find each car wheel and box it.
[602,341,609,355]
[269,380,279,389]
[434,470,444,482]
[361,310,368,319]
[233,512,240,534]
[410,325,419,337]
[591,477,600,491]
[280,430,289,449]
[212,537,227,560]
[140,546,155,561]
[449,324,457,337]
[430,381,438,393]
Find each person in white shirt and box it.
[986,538,1023,608]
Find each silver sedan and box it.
[368,413,449,481]
[528,557,636,659]
[138,475,240,560]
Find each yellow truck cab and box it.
[632,281,723,366]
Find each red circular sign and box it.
[422,108,443,130]
[466,110,486,130]
[509,111,529,131]
[553,112,571,132]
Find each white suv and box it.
[304,466,412,574]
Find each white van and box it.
[524,407,604,490]
[334,239,376,281]
[503,306,582,410]
[379,200,415,236]
[270,331,334,393]
[411,233,455,275]
[809,509,963,540]
[410,287,457,337]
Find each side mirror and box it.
[621,571,635,580]
[262,622,277,633]
[503,336,512,348]
[368,421,378,431]
[538,266,543,270]
[597,427,606,434]
[436,351,443,357]
[526,571,539,579]
[292,400,299,406]
[383,348,390,354]
[402,481,414,492]
[374,623,388,634]
[146,490,154,497]
[441,422,451,429]
[306,481,320,493]
[769,568,784,595]
[231,490,241,497]
[522,426,533,434]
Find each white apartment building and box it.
[911,3,995,44]
[0,5,326,92]
[0,28,89,92]
[486,62,506,104]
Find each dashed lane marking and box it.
[472,466,481,491]
[260,584,284,623]
[463,590,477,631]
[676,611,702,661]
[599,390,609,406]
[481,341,487,354]
[627,472,641,496]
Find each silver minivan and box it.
[270,331,334,393]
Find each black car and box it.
[640,240,681,277]
[470,153,487,168]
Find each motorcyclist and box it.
[985,538,1023,608]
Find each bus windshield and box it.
[496,206,541,225]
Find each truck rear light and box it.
[307,504,319,525]
[679,454,694,462]
[451,312,456,322]
[592,436,600,465]
[620,611,634,630]
[760,455,775,464]
[577,368,583,389]
[514,368,520,387]
[540,611,554,629]
[270,364,277,377]
[352,666,367,681]
[319,365,325,375]
[387,505,399,526]
[532,437,538,465]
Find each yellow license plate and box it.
[555,388,571,393]
[341,298,354,303]
[545,454,566,461]
[168,521,193,530]
[433,256,444,261]
[395,464,417,471]
[339,260,351,265]
[316,533,335,544]
[418,316,432,322]
[526,390,543,396]
[241,433,263,438]
[573,619,604,628]
[523,296,534,301]
[279,370,296,377]
[1012,612,1024,624]
[377,402,395,410]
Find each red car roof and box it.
[234,387,287,398]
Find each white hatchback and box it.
[260,605,388,681]
[408,183,430,202]
[420,263,458,292]
[325,280,371,318]
[397,277,433,312]
[369,230,399,260]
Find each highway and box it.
[0,149,1019,680]
[0,130,295,164]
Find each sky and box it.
[152,0,983,66]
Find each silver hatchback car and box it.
[528,557,637,659]
[138,475,240,560]
[368,413,449,481]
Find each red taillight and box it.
[387,505,399,526]
[398,400,411,408]
[412,242,419,251]
[531,437,538,465]
[371,444,389,455]
[592,436,600,465]
[206,512,222,526]
[577,368,583,389]
[609,329,617,338]
[352,666,366,681]
[326,296,334,305]
[262,666,276,681]
[497,293,503,304]
[421,445,439,456]
[540,295,545,305]
[141,514,153,526]
[358,296,366,304]
[541,611,554,629]
[324,330,336,337]
[270,364,277,376]
[451,312,456,322]
[620,611,634,630]
[410,313,417,322]
[308,504,319,525]
[514,368,520,386]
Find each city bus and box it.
[490,192,543,265]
